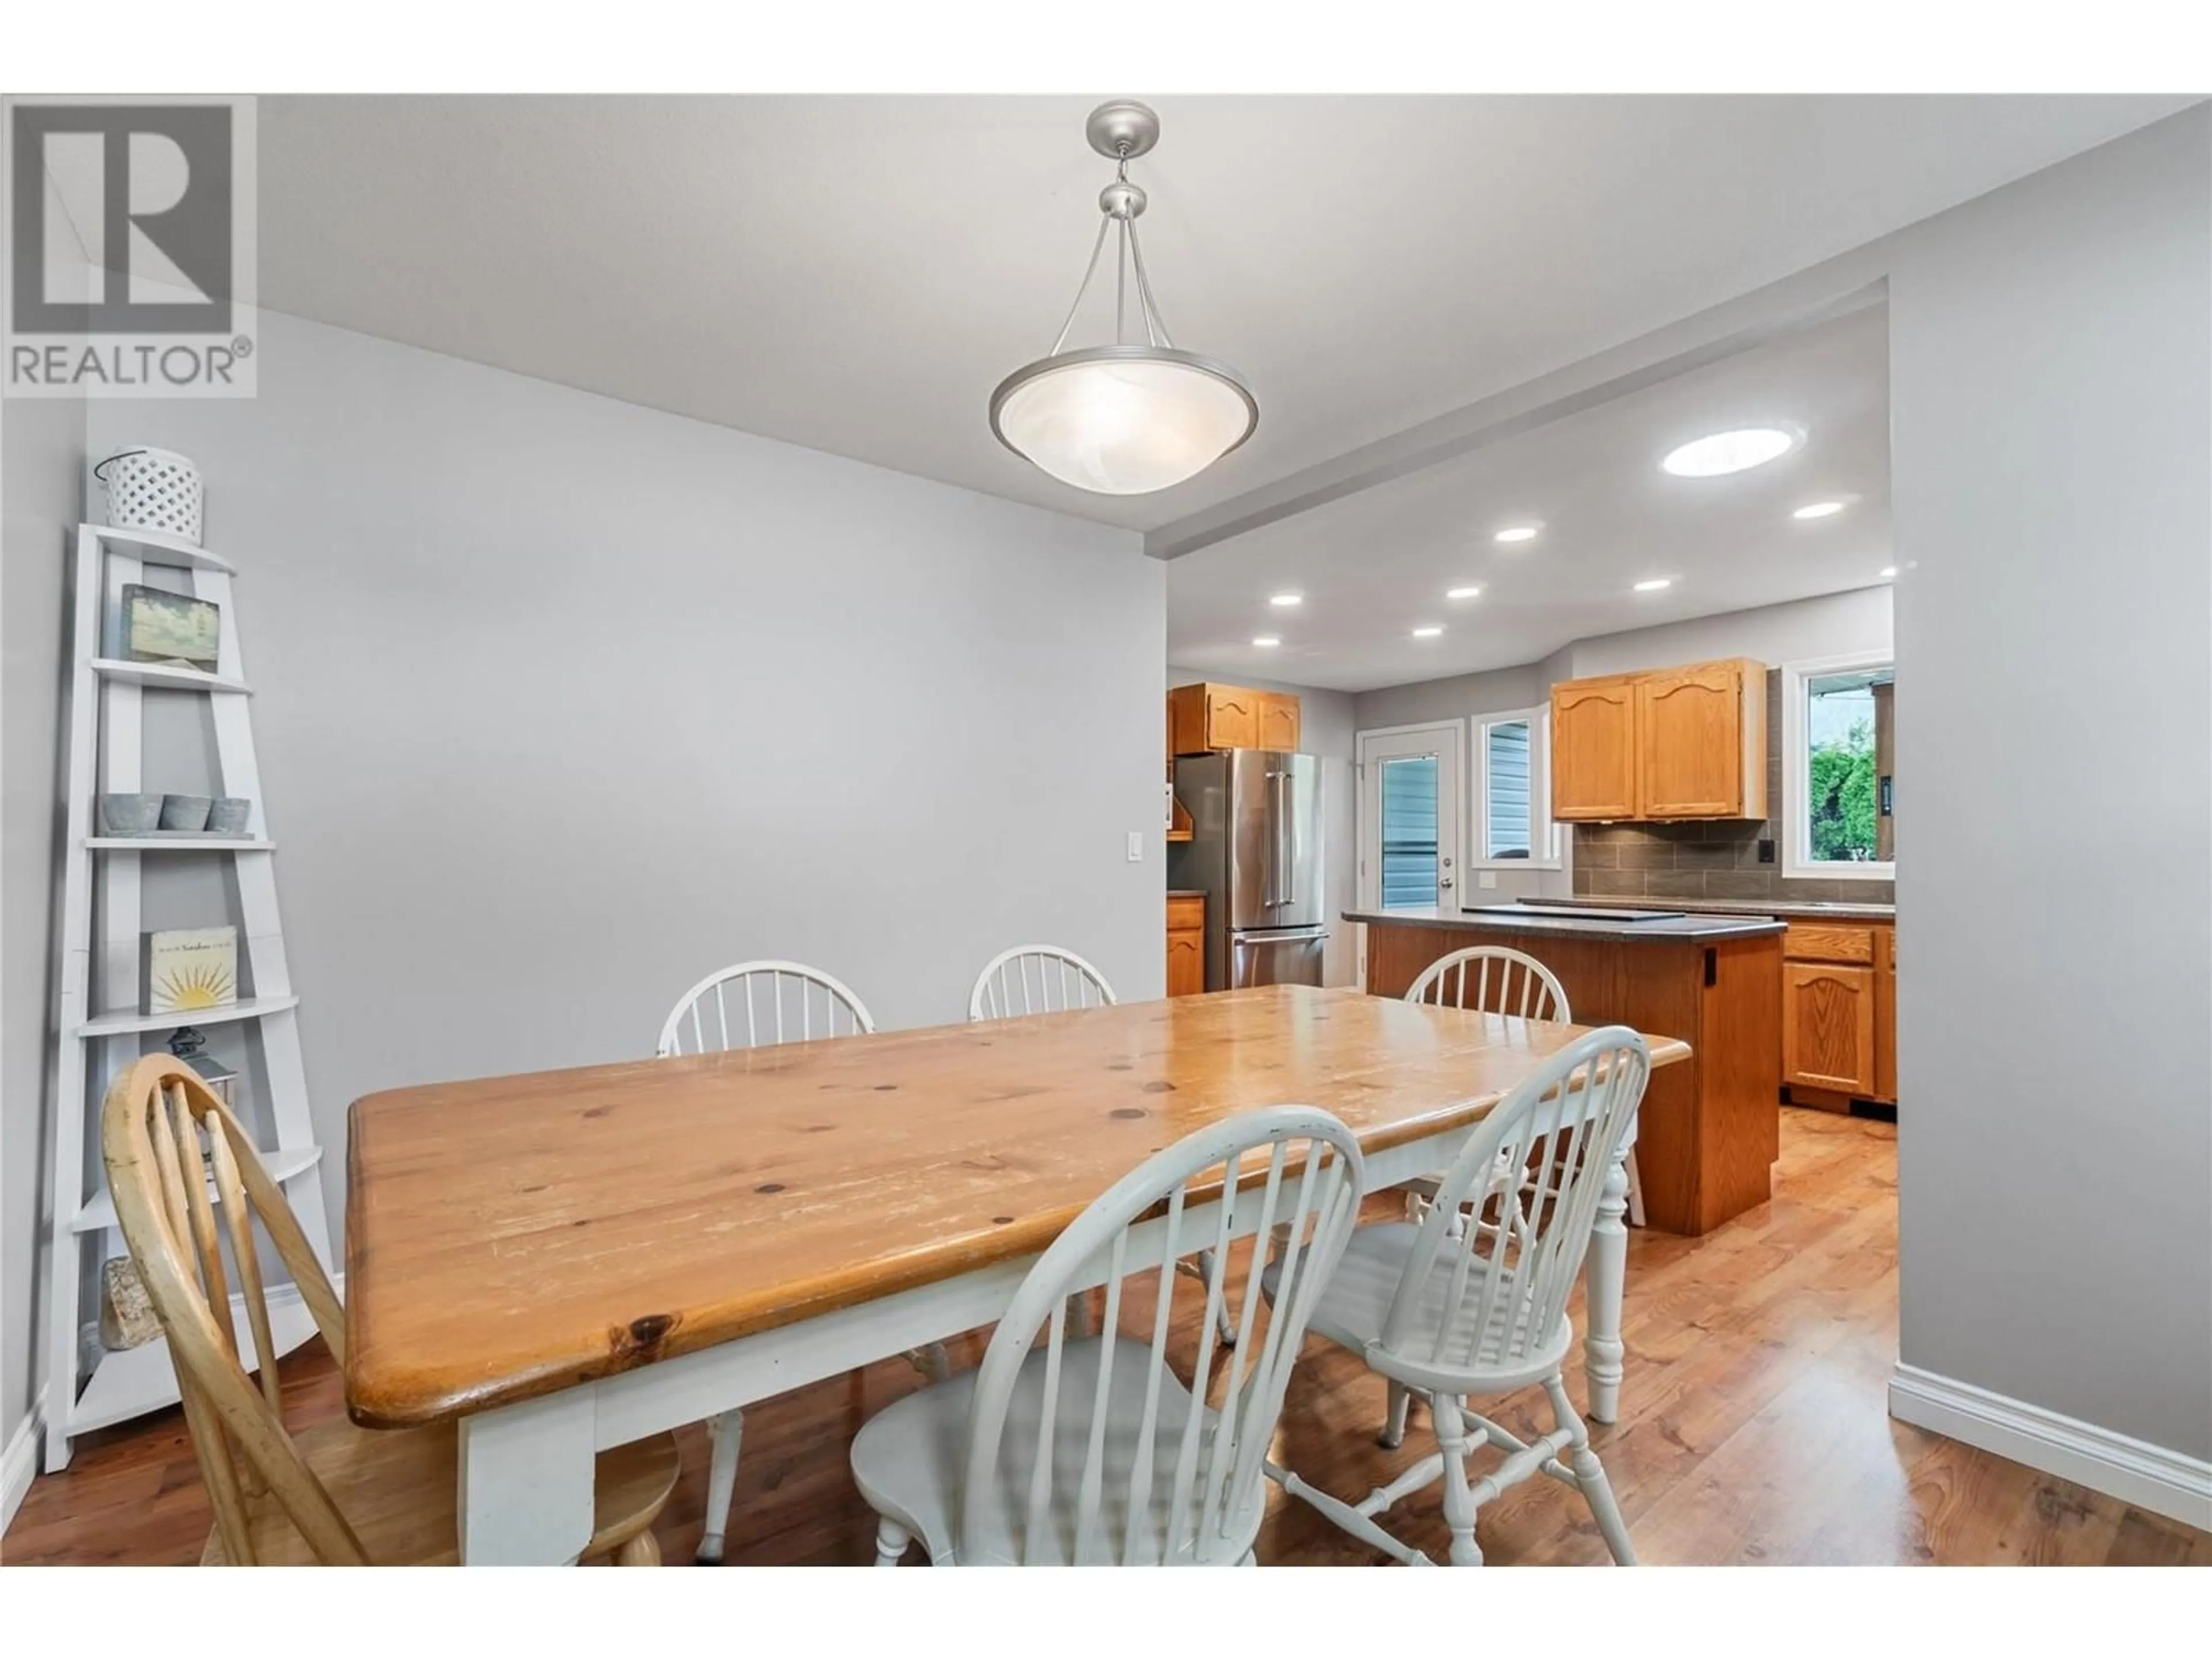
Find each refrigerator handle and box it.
[1278,770,1297,908]
[1264,768,1284,908]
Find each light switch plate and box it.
[1126,831,1143,862]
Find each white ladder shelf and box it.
[40,522,333,1472]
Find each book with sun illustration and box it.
[142,926,238,1016]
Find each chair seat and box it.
[199,1416,680,1565]
[850,1335,1258,1565]
[1263,1222,1573,1391]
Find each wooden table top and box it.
[344,985,1690,1427]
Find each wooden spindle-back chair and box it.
[657,959,876,1056]
[101,1055,677,1565]
[967,945,1117,1022]
[653,957,945,1562]
[851,1106,1366,1565]
[1266,1027,1652,1566]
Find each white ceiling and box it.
[253,95,2193,534]
[1165,302,1893,691]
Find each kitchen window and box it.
[1782,653,1895,878]
[1473,707,1562,869]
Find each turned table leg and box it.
[1583,1141,1631,1424]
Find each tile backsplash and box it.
[1571,668,1895,906]
[1572,821,1893,905]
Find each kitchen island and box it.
[1346,903,1784,1234]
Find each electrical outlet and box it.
[1478,870,1498,889]
[1127,831,1143,862]
[1758,838,1776,864]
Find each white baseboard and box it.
[1889,1362,2212,1532]
[2,1388,46,1541]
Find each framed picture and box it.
[121,584,221,672]
[142,926,238,1015]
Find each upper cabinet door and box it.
[1257,692,1300,752]
[1638,662,1745,817]
[1550,677,1638,820]
[1207,688,1261,750]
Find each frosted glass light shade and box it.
[990,347,1257,495]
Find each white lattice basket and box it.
[94,446,204,545]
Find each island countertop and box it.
[1542,893,1895,923]
[1342,904,1787,942]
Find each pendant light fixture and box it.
[989,100,1257,496]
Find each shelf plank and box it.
[78,995,300,1039]
[90,658,251,695]
[86,837,275,852]
[83,522,235,574]
[70,1293,317,1436]
[73,1144,323,1234]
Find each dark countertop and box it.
[1166,888,1207,900]
[1343,904,1786,942]
[1555,894,1895,923]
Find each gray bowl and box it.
[98,793,164,835]
[206,797,252,836]
[158,794,213,832]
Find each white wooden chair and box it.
[851,1105,1366,1565]
[968,944,1239,1343]
[966,944,1118,1021]
[1403,945,1646,1232]
[101,1057,677,1564]
[1264,1025,1651,1566]
[656,959,945,1563]
[657,958,878,1055]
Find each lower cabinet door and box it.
[1166,929,1205,996]
[1783,963,1876,1096]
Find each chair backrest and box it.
[959,1107,1365,1565]
[1377,1027,1649,1389]
[967,945,1117,1022]
[656,959,876,1056]
[1403,944,1570,1022]
[100,1056,361,1564]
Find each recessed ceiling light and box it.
[1494,525,1541,544]
[1661,427,1798,478]
[1793,501,1846,520]
[1880,567,1897,579]
[1446,585,1483,600]
[1268,592,1304,608]
[1633,578,1673,593]
[1411,625,1444,639]
[1252,634,1281,647]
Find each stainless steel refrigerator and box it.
[1168,751,1327,990]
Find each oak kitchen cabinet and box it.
[1782,920,1896,1107]
[1550,657,1767,821]
[1168,683,1300,755]
[1551,676,1639,819]
[1166,892,1206,996]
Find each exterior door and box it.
[1356,724,1463,914]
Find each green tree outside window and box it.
[1808,715,1877,861]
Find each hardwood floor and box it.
[6,1109,2206,1566]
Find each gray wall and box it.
[1566,586,1891,680]
[2,392,85,1456]
[1888,108,2211,1457]
[80,308,1164,1243]
[1166,667,1358,987]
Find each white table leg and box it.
[458,1388,597,1563]
[1582,1141,1631,1424]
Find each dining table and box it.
[343,983,1691,1563]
